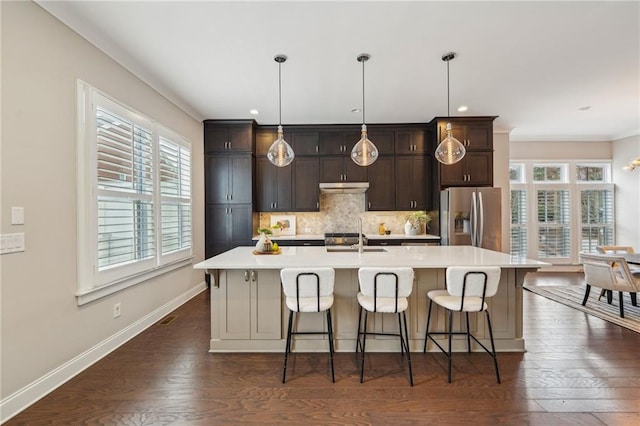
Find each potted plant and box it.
[256,227,273,252]
[271,223,283,237]
[405,211,432,235]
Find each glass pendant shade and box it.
[435,122,466,165]
[267,125,294,167]
[351,124,378,166]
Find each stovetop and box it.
[324,233,367,246]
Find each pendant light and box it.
[267,54,295,167]
[351,53,378,166]
[435,52,466,165]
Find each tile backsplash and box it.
[259,193,436,236]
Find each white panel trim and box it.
[0,282,207,424]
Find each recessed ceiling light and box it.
[578,106,592,111]
[249,109,259,115]
[457,105,468,112]
[351,108,361,113]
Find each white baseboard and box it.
[0,282,207,425]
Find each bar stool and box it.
[423,266,501,383]
[356,267,414,386]
[280,267,335,383]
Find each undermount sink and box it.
[325,246,387,253]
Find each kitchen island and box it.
[194,245,547,353]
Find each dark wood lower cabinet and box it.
[205,204,254,257]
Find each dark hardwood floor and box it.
[7,272,640,425]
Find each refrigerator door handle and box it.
[471,192,477,246]
[478,191,484,248]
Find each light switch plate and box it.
[11,207,25,225]
[0,233,25,254]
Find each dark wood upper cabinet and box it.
[366,156,395,211]
[395,156,429,211]
[290,132,319,156]
[293,157,320,211]
[204,120,255,153]
[439,152,493,187]
[320,157,367,182]
[256,158,293,211]
[205,154,253,204]
[366,129,395,155]
[395,129,426,154]
[319,132,348,155]
[431,117,496,152]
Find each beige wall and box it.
[510,140,611,160]
[612,134,640,246]
[1,0,204,402]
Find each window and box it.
[77,81,192,304]
[509,161,614,264]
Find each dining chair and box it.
[356,267,414,386]
[280,267,335,383]
[579,252,640,318]
[595,246,639,302]
[423,266,502,384]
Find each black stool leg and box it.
[402,311,414,386]
[355,305,363,353]
[486,311,500,384]
[447,309,453,383]
[465,312,471,353]
[398,313,405,356]
[606,290,613,304]
[282,310,294,383]
[631,292,638,307]
[360,311,368,383]
[327,309,335,383]
[423,299,433,352]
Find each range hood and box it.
[319,182,369,194]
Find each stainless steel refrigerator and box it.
[440,187,502,251]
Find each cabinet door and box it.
[255,129,277,156]
[204,123,253,153]
[206,205,231,257]
[256,158,292,211]
[320,157,343,182]
[229,155,253,204]
[250,271,282,339]
[205,155,230,203]
[395,156,428,210]
[465,152,493,186]
[464,123,492,150]
[290,132,319,156]
[319,132,345,155]
[367,130,395,155]
[229,204,254,248]
[367,156,395,211]
[439,160,467,187]
[220,270,251,339]
[294,158,320,211]
[344,159,367,182]
[395,129,426,154]
[411,156,428,210]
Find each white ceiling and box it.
[37,1,639,141]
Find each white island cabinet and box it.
[195,246,548,353]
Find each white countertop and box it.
[251,233,440,241]
[367,233,440,240]
[194,245,548,270]
[252,234,324,241]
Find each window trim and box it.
[76,80,192,305]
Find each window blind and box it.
[537,189,571,259]
[580,188,614,252]
[510,189,528,257]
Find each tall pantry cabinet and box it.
[204,120,257,258]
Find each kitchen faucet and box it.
[357,217,364,253]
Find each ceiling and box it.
[37,1,639,142]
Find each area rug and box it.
[524,285,640,333]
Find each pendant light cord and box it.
[446,58,450,118]
[362,57,366,125]
[278,61,282,127]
